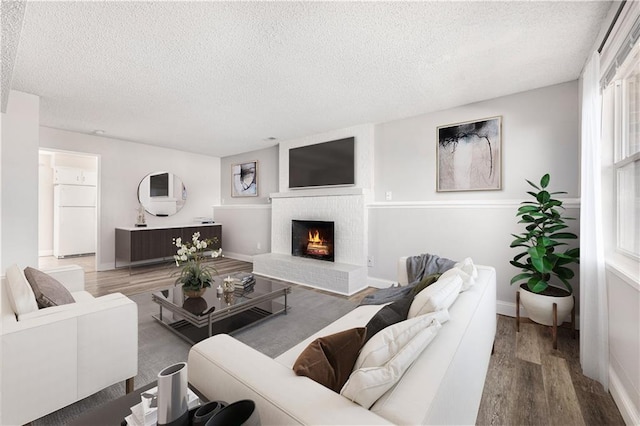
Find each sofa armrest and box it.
[42,264,85,292]
[398,256,409,285]
[188,334,391,425]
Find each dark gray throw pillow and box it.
[24,267,75,309]
[364,295,414,343]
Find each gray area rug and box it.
[33,286,356,425]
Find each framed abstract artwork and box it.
[436,116,502,192]
[231,161,258,197]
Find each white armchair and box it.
[1,265,138,425]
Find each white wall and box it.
[39,127,221,271]
[213,205,272,262]
[369,81,581,318]
[1,91,40,271]
[219,145,278,206]
[278,124,375,193]
[214,146,278,260]
[38,152,54,256]
[606,267,640,425]
[374,81,580,202]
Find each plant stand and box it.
[516,291,576,350]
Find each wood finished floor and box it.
[478,316,625,426]
[39,256,624,425]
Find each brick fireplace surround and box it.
[253,188,369,295]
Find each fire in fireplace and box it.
[291,220,335,262]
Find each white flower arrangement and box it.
[172,232,222,291]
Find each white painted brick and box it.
[254,253,368,295]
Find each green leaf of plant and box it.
[549,232,578,239]
[547,224,568,233]
[537,191,551,204]
[529,247,555,273]
[509,260,528,269]
[558,277,574,293]
[510,238,528,247]
[511,273,532,285]
[526,180,540,190]
[526,191,539,198]
[555,266,575,280]
[518,205,540,214]
[555,253,577,265]
[528,246,545,259]
[540,237,564,248]
[540,174,550,188]
[513,252,528,262]
[565,247,580,258]
[527,277,548,293]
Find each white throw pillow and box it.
[354,311,447,370]
[340,316,442,408]
[408,274,462,318]
[449,257,478,291]
[5,264,39,317]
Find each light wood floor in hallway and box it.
[39,256,626,425]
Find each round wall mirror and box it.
[137,171,187,216]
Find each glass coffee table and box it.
[151,274,290,344]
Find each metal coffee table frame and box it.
[151,280,290,344]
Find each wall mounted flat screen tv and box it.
[289,137,355,188]
[150,172,169,197]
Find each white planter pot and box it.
[519,285,574,326]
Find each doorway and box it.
[38,149,99,272]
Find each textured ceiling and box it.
[7,1,611,157]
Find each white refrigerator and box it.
[53,184,97,258]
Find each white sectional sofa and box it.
[188,262,496,425]
[0,265,138,425]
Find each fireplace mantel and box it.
[269,187,368,199]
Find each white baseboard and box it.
[367,276,394,289]
[610,366,640,426]
[222,252,254,263]
[98,262,115,272]
[39,249,53,257]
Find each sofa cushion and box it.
[293,327,366,393]
[364,295,413,343]
[341,314,443,408]
[408,274,462,318]
[410,273,441,296]
[5,264,39,316]
[24,267,75,308]
[356,310,448,371]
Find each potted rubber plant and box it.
[510,173,580,327]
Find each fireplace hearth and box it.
[292,220,334,262]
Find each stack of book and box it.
[233,272,256,294]
[125,386,200,426]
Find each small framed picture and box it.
[437,116,502,192]
[231,161,258,197]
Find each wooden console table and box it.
[115,224,222,268]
